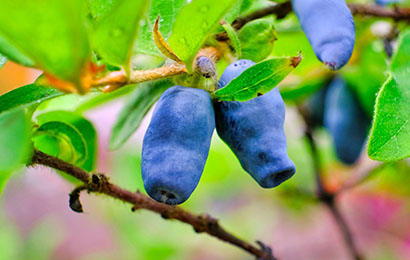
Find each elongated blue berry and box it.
[292,0,355,70]
[324,77,370,164]
[214,60,296,188]
[141,86,215,205]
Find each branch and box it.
[91,47,221,92]
[326,202,363,260]
[297,106,363,260]
[31,150,276,260]
[348,3,410,21]
[91,62,187,92]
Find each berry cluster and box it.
[142,60,295,205]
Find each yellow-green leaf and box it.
[153,17,181,62]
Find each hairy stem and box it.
[31,150,276,260]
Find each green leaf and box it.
[368,30,410,162]
[92,0,150,69]
[0,84,64,115]
[168,0,239,71]
[215,56,301,101]
[33,121,87,165]
[391,30,410,85]
[0,52,6,69]
[238,17,277,62]
[221,21,242,58]
[110,81,171,150]
[86,0,118,22]
[35,111,97,171]
[134,0,186,57]
[0,0,90,86]
[0,109,32,194]
[0,34,34,67]
[368,75,410,162]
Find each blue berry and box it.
[214,60,296,188]
[141,86,215,205]
[324,77,371,165]
[292,0,355,70]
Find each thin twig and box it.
[297,106,363,260]
[348,3,410,21]
[31,150,276,260]
[327,202,363,260]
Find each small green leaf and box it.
[110,81,172,150]
[0,0,90,86]
[0,109,32,194]
[33,121,87,165]
[238,17,277,62]
[0,34,34,67]
[92,0,150,69]
[221,21,242,58]
[391,30,410,85]
[0,53,6,69]
[368,75,410,162]
[134,0,186,57]
[215,56,301,101]
[168,0,239,71]
[36,111,97,171]
[0,84,64,115]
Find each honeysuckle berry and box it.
[141,86,215,205]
